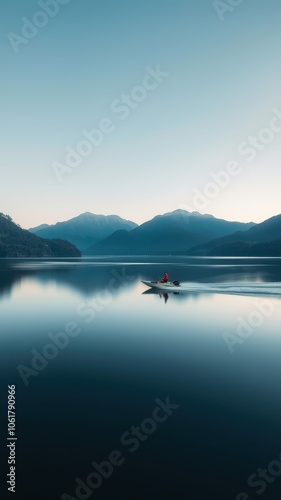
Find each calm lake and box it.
[1,257,281,499]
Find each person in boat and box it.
[160,272,169,283]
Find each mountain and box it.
[84,210,255,255]
[29,212,138,251]
[29,223,49,231]
[188,214,281,256]
[204,239,281,257]
[0,213,81,257]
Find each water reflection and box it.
[1,257,281,499]
[1,257,281,303]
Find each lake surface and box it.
[1,257,281,499]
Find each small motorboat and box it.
[142,280,180,290]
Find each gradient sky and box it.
[1,0,281,228]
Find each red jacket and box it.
[163,273,168,281]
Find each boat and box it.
[142,280,180,290]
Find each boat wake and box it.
[151,282,281,298]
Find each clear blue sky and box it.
[1,0,281,227]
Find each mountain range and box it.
[3,210,281,257]
[83,210,255,255]
[188,214,281,256]
[29,212,137,251]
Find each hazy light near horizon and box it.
[1,0,281,228]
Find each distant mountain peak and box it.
[28,223,50,231]
[29,213,138,251]
[164,209,191,216]
[79,211,94,217]
[160,209,218,219]
[191,211,214,218]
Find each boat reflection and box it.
[161,292,169,304]
[142,288,185,304]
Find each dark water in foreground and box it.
[1,257,281,500]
